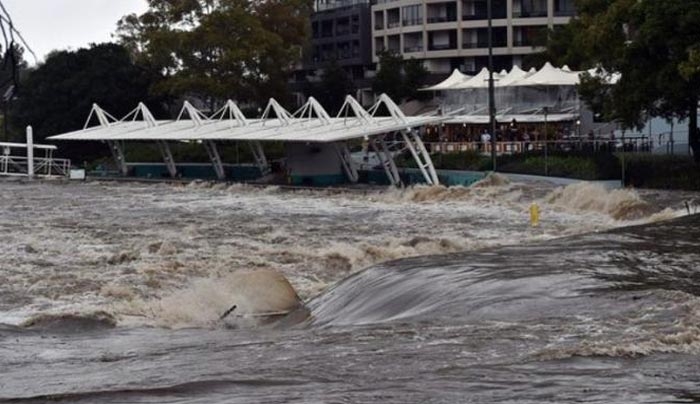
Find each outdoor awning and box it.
[444,113,578,125]
[422,69,472,91]
[49,94,448,144]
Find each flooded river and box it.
[1,177,698,402]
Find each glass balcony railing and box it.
[513,10,548,18]
[427,16,457,23]
[428,43,457,51]
[462,40,506,49]
[404,45,424,52]
[402,18,422,26]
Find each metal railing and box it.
[0,155,72,177]
[424,138,655,155]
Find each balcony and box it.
[402,18,422,26]
[513,10,548,18]
[387,21,401,28]
[429,43,457,51]
[462,40,489,49]
[404,45,424,53]
[427,16,457,23]
[554,9,576,17]
[513,38,534,47]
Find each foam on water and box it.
[0,178,696,328]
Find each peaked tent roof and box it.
[513,62,581,86]
[423,69,472,91]
[454,67,505,89]
[497,65,532,87]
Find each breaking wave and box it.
[115,270,303,329]
[20,311,117,333]
[544,182,653,220]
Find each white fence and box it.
[0,126,72,178]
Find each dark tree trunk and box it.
[690,95,700,163]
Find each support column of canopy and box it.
[369,136,402,187]
[106,140,128,176]
[156,140,177,178]
[401,129,440,185]
[178,101,225,180]
[203,140,225,180]
[333,142,359,183]
[85,103,128,176]
[248,141,269,175]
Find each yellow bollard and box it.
[530,203,540,227]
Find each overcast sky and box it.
[2,0,148,64]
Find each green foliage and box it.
[397,150,621,180]
[538,0,700,161]
[622,154,700,190]
[117,0,313,106]
[372,52,428,102]
[303,59,355,115]
[497,150,621,180]
[397,150,490,171]
[10,43,167,162]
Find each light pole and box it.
[543,106,549,176]
[576,119,581,150]
[487,0,497,172]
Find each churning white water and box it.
[0,177,690,328]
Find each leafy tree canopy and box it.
[539,0,700,160]
[117,0,313,106]
[11,43,166,161]
[372,51,429,102]
[303,59,355,115]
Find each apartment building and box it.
[297,1,374,80]
[371,0,575,74]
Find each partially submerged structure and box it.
[1,129,71,179]
[49,94,446,187]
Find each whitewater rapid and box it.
[0,176,691,329]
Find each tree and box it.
[117,0,313,107]
[0,44,27,141]
[10,43,166,162]
[303,59,355,115]
[402,57,430,101]
[540,0,700,161]
[372,51,429,102]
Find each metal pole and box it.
[487,0,497,171]
[26,126,34,178]
[543,108,548,176]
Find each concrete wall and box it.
[285,142,346,186]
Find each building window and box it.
[462,0,507,20]
[514,0,548,18]
[387,8,401,29]
[427,2,457,24]
[402,5,422,26]
[375,37,386,55]
[374,11,384,30]
[351,15,360,33]
[403,32,423,53]
[428,30,457,51]
[554,0,576,16]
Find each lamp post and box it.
[576,119,581,151]
[487,0,497,172]
[543,106,549,176]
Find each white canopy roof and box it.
[422,63,620,90]
[423,69,472,91]
[49,94,447,143]
[513,62,581,86]
[445,113,578,125]
[453,67,505,89]
[497,65,532,87]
